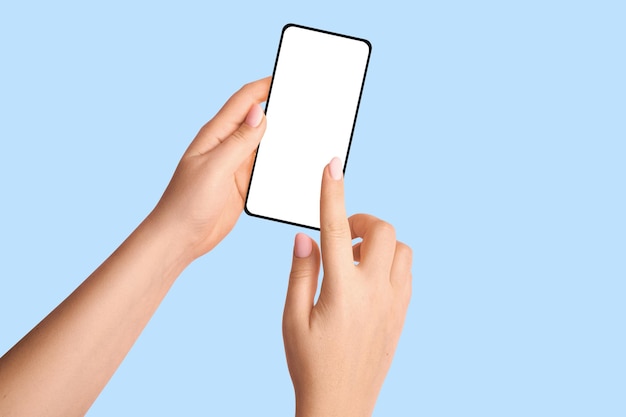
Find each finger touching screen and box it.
[245,24,371,230]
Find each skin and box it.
[0,77,412,417]
[284,158,413,417]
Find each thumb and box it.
[210,103,266,173]
[283,233,320,329]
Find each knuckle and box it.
[238,81,257,98]
[289,267,312,283]
[372,219,397,243]
[347,213,362,224]
[321,219,349,240]
[229,129,248,145]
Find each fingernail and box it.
[294,233,313,258]
[329,157,343,181]
[244,103,263,127]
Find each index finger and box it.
[320,157,354,276]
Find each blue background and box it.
[1,1,624,415]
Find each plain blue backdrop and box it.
[1,1,624,416]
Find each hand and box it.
[149,77,270,261]
[0,79,271,417]
[283,157,413,417]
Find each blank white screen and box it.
[246,25,370,229]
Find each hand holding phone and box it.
[245,24,371,229]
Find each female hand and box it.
[283,158,413,417]
[149,77,270,261]
[0,78,271,417]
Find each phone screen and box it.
[245,24,371,230]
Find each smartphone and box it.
[245,23,371,230]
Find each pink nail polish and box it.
[294,233,313,258]
[329,157,343,181]
[245,104,263,127]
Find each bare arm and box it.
[0,214,190,415]
[0,76,413,417]
[0,78,270,417]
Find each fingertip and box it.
[285,234,320,325]
[319,157,353,273]
[244,103,264,127]
[320,157,347,219]
[294,233,313,258]
[328,157,343,181]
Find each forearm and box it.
[0,214,192,417]
[0,78,269,416]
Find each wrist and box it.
[137,213,197,280]
[294,392,374,417]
